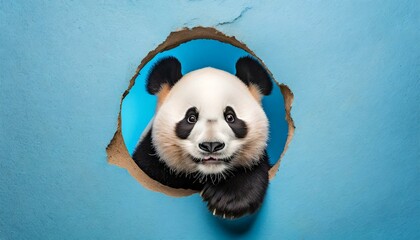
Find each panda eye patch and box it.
[175,107,198,139]
[224,106,248,138]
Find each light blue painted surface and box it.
[121,39,287,166]
[1,1,419,239]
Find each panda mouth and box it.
[202,156,222,164]
[191,155,232,164]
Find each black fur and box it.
[146,57,183,95]
[132,129,269,219]
[132,130,204,190]
[224,106,248,138]
[175,107,198,139]
[235,56,273,95]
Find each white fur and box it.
[152,67,269,175]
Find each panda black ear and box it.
[235,56,273,96]
[146,57,182,95]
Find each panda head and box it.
[147,56,273,177]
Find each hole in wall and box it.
[107,27,295,197]
[122,39,287,166]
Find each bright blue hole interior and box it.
[121,39,288,166]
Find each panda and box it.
[132,56,273,219]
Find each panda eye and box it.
[225,114,235,123]
[187,114,197,124]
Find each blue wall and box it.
[1,1,419,239]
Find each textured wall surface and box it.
[1,1,419,239]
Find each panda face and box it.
[151,67,269,176]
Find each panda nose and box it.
[199,142,225,153]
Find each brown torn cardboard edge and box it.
[106,26,295,197]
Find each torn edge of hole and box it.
[268,84,295,180]
[106,26,295,197]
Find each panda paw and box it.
[201,182,264,219]
[200,169,268,219]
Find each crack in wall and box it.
[183,17,199,27]
[216,7,252,26]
